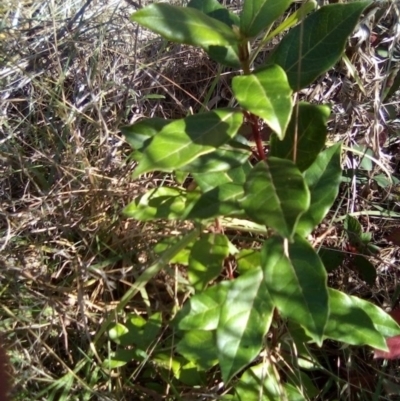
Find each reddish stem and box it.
[245,112,265,161]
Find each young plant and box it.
[113,0,400,398]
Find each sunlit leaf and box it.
[108,323,129,345]
[241,159,310,239]
[176,330,219,370]
[296,144,342,237]
[236,249,261,274]
[233,65,293,139]
[132,3,238,49]
[184,183,244,219]
[179,142,251,173]
[175,282,231,331]
[193,162,252,192]
[121,118,171,150]
[188,234,230,291]
[262,235,328,345]
[324,289,388,350]
[123,187,187,221]
[133,109,243,177]
[233,362,283,400]
[267,2,370,90]
[217,268,274,382]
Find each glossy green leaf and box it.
[240,0,293,38]
[188,234,230,291]
[176,330,218,370]
[132,3,238,49]
[236,249,261,274]
[133,109,243,177]
[296,144,342,237]
[262,235,329,345]
[351,294,400,339]
[121,118,171,150]
[188,0,240,27]
[179,142,251,173]
[175,281,230,331]
[217,268,274,383]
[193,162,252,192]
[270,103,330,170]
[184,183,244,219]
[325,289,388,350]
[267,2,370,90]
[123,187,187,221]
[233,362,283,401]
[241,159,310,239]
[232,65,293,139]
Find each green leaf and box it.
[325,289,387,350]
[267,2,370,90]
[176,330,218,370]
[108,323,130,345]
[284,371,319,401]
[178,142,251,173]
[184,183,244,220]
[125,312,162,349]
[262,235,329,345]
[102,349,138,369]
[217,268,274,383]
[350,295,400,339]
[318,247,345,272]
[175,281,230,331]
[188,234,230,291]
[132,3,238,49]
[241,159,310,239]
[232,65,293,139]
[123,187,187,221]
[296,144,342,237]
[344,214,363,247]
[270,103,330,170]
[133,109,243,177]
[240,0,293,39]
[193,162,252,192]
[234,362,283,401]
[121,118,171,150]
[154,237,194,265]
[349,255,376,286]
[236,249,261,274]
[188,0,240,27]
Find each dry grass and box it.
[2,0,400,399]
